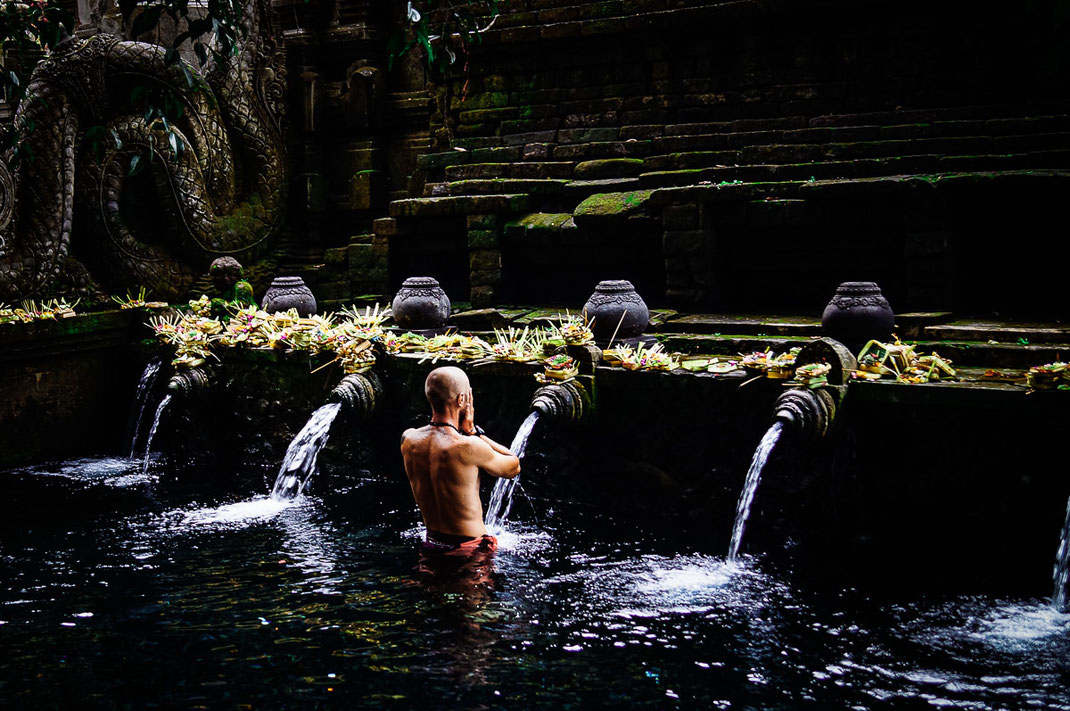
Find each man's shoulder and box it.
[401,425,432,446]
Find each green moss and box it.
[573,190,654,220]
[505,213,573,231]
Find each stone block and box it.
[572,190,654,227]
[450,91,509,110]
[511,162,575,179]
[467,214,501,230]
[562,111,619,128]
[323,247,348,265]
[467,229,500,249]
[372,218,396,237]
[347,169,383,211]
[447,164,507,181]
[503,213,572,240]
[662,204,699,230]
[558,127,621,144]
[522,143,552,160]
[471,146,522,163]
[456,123,493,137]
[470,268,503,287]
[458,107,519,124]
[502,130,558,146]
[516,103,559,119]
[540,21,583,40]
[469,249,502,271]
[620,109,672,125]
[500,118,562,134]
[574,158,644,179]
[389,194,530,219]
[416,151,470,171]
[621,125,665,140]
[662,230,707,257]
[470,286,497,308]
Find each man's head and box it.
[425,366,471,415]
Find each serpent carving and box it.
[0,0,285,301]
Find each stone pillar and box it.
[467,214,502,308]
[662,202,711,307]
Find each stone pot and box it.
[583,280,650,340]
[261,276,317,317]
[821,281,894,350]
[391,277,450,329]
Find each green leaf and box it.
[128,154,143,176]
[9,71,18,88]
[194,42,210,67]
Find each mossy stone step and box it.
[502,213,575,242]
[389,194,530,218]
[656,314,823,336]
[552,140,655,160]
[638,150,1070,188]
[445,179,570,196]
[572,189,655,226]
[445,162,576,181]
[924,322,1070,345]
[651,117,1070,154]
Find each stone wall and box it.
[370,0,1070,317]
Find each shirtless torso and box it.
[401,367,520,541]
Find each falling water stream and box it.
[727,421,784,562]
[128,360,162,458]
[1052,496,1070,610]
[141,394,172,476]
[271,403,343,501]
[485,410,540,529]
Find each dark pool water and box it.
[2,457,1069,709]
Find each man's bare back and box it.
[401,367,520,541]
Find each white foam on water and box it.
[181,496,293,526]
[970,602,1070,647]
[21,457,156,487]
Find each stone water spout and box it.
[531,379,591,424]
[327,371,383,419]
[166,367,214,400]
[771,337,856,441]
[772,387,839,441]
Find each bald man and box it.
[401,366,520,556]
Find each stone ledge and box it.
[572,189,655,226]
[389,194,531,218]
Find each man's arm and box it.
[462,435,520,479]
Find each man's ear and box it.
[457,391,468,407]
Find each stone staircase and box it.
[385,0,1070,314]
[411,102,1070,203]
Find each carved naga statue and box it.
[0,0,286,302]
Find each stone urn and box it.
[583,280,650,340]
[821,281,894,349]
[261,276,317,316]
[391,277,450,329]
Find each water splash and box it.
[727,421,783,562]
[485,411,540,530]
[141,393,172,477]
[271,403,342,501]
[128,360,162,458]
[1052,496,1070,610]
[182,496,293,526]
